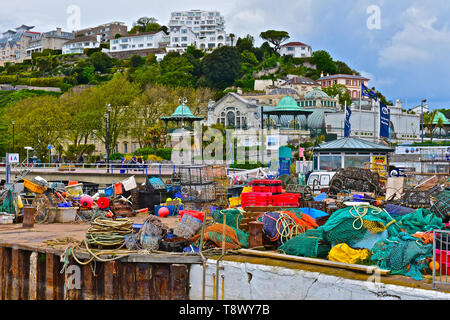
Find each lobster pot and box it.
[173,214,203,239]
[172,165,214,185]
[179,183,216,203]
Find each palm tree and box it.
[229,33,236,47]
[423,110,438,142]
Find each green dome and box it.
[276,96,301,111]
[307,110,325,129]
[305,88,329,99]
[172,105,195,118]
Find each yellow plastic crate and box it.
[229,197,241,208]
[242,186,252,193]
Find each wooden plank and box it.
[82,264,95,300]
[0,247,5,300]
[11,249,20,300]
[169,264,189,300]
[237,249,391,275]
[36,253,46,300]
[18,250,30,300]
[119,262,136,300]
[103,262,114,300]
[136,263,151,300]
[4,248,11,300]
[45,253,58,300]
[153,264,170,300]
[28,252,38,300]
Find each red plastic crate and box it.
[436,249,450,276]
[241,192,272,209]
[271,193,301,207]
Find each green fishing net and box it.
[370,232,433,280]
[212,208,243,229]
[278,226,331,258]
[394,208,445,235]
[321,205,398,247]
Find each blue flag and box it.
[344,105,352,137]
[379,102,390,138]
[361,83,378,101]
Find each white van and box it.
[306,171,336,193]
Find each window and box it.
[320,175,330,186]
[181,29,188,34]
[181,37,188,42]
[346,80,350,85]
[172,37,179,42]
[344,155,371,169]
[138,44,144,48]
[287,47,295,51]
[147,43,153,47]
[319,155,342,171]
[308,174,319,186]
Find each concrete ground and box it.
[0,215,180,249]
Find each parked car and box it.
[306,171,337,193]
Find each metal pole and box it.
[106,104,111,174]
[12,121,15,153]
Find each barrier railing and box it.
[432,229,450,289]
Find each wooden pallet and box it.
[239,206,297,232]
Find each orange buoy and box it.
[430,261,440,271]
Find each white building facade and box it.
[325,100,421,144]
[167,10,230,52]
[109,31,168,52]
[279,42,312,58]
[62,35,101,55]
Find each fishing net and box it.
[278,226,331,258]
[370,232,433,280]
[328,243,372,265]
[211,208,243,229]
[256,210,318,245]
[192,223,248,249]
[321,205,398,247]
[394,208,444,236]
[0,189,15,214]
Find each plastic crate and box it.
[436,249,450,276]
[241,192,272,208]
[271,193,301,207]
[229,197,241,207]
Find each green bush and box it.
[109,153,125,161]
[15,77,65,87]
[0,75,18,84]
[134,147,172,160]
[84,48,102,56]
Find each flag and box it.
[379,102,390,138]
[361,83,378,101]
[344,105,352,137]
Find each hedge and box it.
[134,147,172,160]
[0,75,19,84]
[15,77,65,88]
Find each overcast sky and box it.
[1,0,449,110]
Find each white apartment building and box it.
[279,42,312,58]
[109,31,168,52]
[62,35,101,55]
[167,10,230,52]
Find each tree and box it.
[335,61,359,75]
[236,34,254,53]
[130,55,145,69]
[322,84,352,108]
[229,33,236,46]
[89,52,112,73]
[129,65,161,89]
[312,50,337,76]
[144,125,168,155]
[201,46,241,89]
[423,110,438,142]
[158,54,194,87]
[4,95,69,161]
[259,30,290,52]
[129,17,166,34]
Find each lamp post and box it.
[179,97,187,129]
[105,104,111,174]
[24,147,33,166]
[421,99,427,143]
[12,120,15,153]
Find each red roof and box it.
[282,42,310,47]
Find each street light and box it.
[105,104,112,174]
[11,120,15,153]
[421,99,427,143]
[179,97,187,129]
[24,146,33,166]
